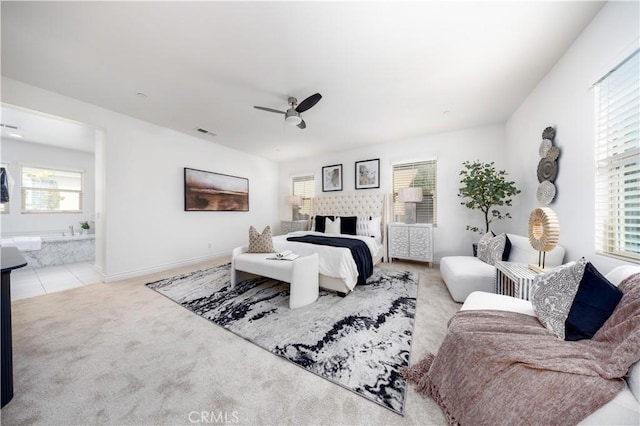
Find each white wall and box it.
[1,77,279,281]
[505,1,639,273]
[278,124,513,261]
[1,139,95,235]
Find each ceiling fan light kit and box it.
[285,109,302,125]
[254,93,322,130]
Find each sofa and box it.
[440,233,565,302]
[460,264,640,425]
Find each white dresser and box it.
[388,223,433,266]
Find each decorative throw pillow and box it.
[356,216,372,236]
[314,215,334,233]
[325,217,341,235]
[501,234,512,261]
[531,258,588,339]
[487,233,510,265]
[564,262,623,341]
[246,226,275,253]
[368,216,382,238]
[476,232,495,264]
[340,216,358,235]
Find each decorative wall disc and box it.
[537,158,558,182]
[546,146,560,161]
[542,126,556,141]
[536,180,556,204]
[528,207,560,252]
[539,139,552,157]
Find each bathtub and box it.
[1,232,95,269]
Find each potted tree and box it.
[458,160,520,253]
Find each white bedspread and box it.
[272,231,381,290]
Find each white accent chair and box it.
[460,265,640,425]
[231,246,319,309]
[440,234,565,303]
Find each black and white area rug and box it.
[146,264,418,414]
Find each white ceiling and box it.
[1,1,604,162]
[0,106,95,153]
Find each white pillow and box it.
[368,216,382,238]
[325,217,341,235]
[356,216,371,236]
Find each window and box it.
[292,175,315,219]
[21,166,83,213]
[393,160,437,224]
[594,49,639,262]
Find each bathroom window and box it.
[21,166,83,213]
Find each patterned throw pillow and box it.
[488,233,510,264]
[531,258,588,339]
[356,216,372,236]
[246,226,275,253]
[476,232,494,264]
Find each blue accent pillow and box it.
[502,234,512,261]
[340,216,357,235]
[564,262,623,341]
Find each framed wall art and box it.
[184,167,249,211]
[322,164,343,192]
[355,158,380,190]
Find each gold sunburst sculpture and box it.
[528,207,560,272]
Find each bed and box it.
[272,192,390,294]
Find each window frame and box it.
[594,48,640,263]
[21,165,84,214]
[392,159,437,225]
[292,174,315,220]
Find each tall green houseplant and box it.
[458,160,521,234]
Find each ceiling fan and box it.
[254,93,322,129]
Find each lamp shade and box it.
[528,207,560,252]
[288,195,303,206]
[398,187,423,203]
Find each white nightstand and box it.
[388,223,433,266]
[280,220,309,234]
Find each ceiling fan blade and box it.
[297,119,306,129]
[295,93,322,113]
[254,106,286,114]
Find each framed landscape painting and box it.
[184,168,249,211]
[355,158,380,189]
[322,164,343,192]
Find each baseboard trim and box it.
[102,251,230,283]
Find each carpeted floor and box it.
[1,259,461,425]
[146,265,419,414]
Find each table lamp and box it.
[398,187,423,224]
[289,195,302,220]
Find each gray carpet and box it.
[146,264,418,414]
[2,260,461,425]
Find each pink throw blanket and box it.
[403,273,640,425]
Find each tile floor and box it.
[10,261,102,301]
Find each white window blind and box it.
[292,175,315,218]
[594,49,640,262]
[22,166,83,213]
[393,160,437,224]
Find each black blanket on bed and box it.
[286,235,373,285]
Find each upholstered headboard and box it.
[311,192,390,261]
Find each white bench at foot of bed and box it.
[231,246,319,309]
